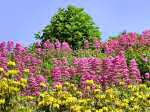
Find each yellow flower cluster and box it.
[86,79,94,85]
[24,69,30,73]
[0,63,28,111]
[7,69,19,76]
[7,61,16,67]
[0,67,4,72]
[55,84,62,90]
[37,81,150,112]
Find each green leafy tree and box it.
[36,5,101,49]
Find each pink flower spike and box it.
[7,41,14,51]
[145,73,150,79]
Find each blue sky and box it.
[0,0,150,46]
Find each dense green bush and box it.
[35,5,101,49]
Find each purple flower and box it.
[62,41,71,51]
[94,38,102,49]
[52,67,62,82]
[43,40,55,49]
[130,59,141,83]
[15,43,26,52]
[35,41,41,48]
[36,75,46,83]
[145,73,150,79]
[143,57,148,63]
[7,41,14,51]
[55,39,61,50]
[0,41,6,49]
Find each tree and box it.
[35,5,101,49]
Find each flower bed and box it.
[0,30,150,111]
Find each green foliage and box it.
[76,49,106,58]
[36,5,101,49]
[28,43,36,53]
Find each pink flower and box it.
[94,38,102,49]
[55,39,61,50]
[43,40,55,49]
[7,41,14,51]
[129,59,141,83]
[15,43,26,52]
[145,73,150,79]
[52,66,62,82]
[0,41,6,49]
[62,41,71,51]
[35,41,41,48]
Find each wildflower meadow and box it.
[0,29,149,112]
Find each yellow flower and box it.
[20,78,27,84]
[7,70,19,76]
[96,85,101,89]
[139,84,147,89]
[86,86,91,90]
[47,96,55,104]
[2,77,7,81]
[71,105,82,112]
[120,102,128,108]
[9,87,20,92]
[0,99,5,104]
[123,99,129,104]
[73,86,77,91]
[53,103,59,109]
[8,61,16,67]
[79,99,87,105]
[40,82,47,87]
[137,95,143,99]
[76,91,82,96]
[119,81,125,86]
[66,97,77,103]
[102,107,108,111]
[13,81,20,85]
[84,109,91,112]
[133,105,140,110]
[106,88,113,94]
[55,84,62,90]
[115,109,123,112]
[130,96,134,101]
[0,67,4,72]
[70,83,75,88]
[96,109,103,112]
[26,96,34,100]
[94,89,100,94]
[100,94,106,99]
[128,84,133,89]
[86,80,94,85]
[64,82,69,86]
[38,101,44,106]
[115,100,121,106]
[24,69,30,73]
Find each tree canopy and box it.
[35,5,101,49]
